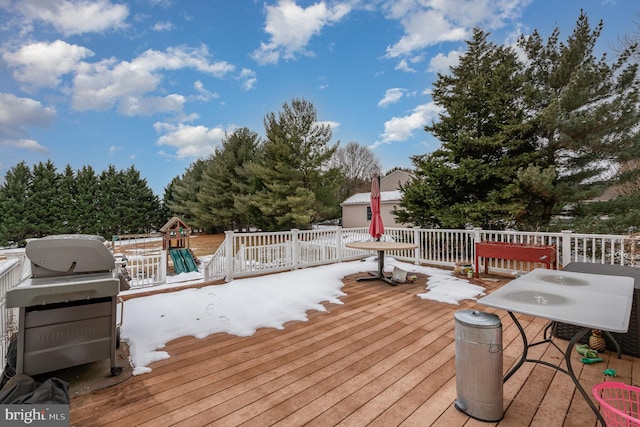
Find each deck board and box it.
[69,270,639,426]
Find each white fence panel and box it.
[0,259,21,370]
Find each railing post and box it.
[291,229,299,270]
[472,228,483,271]
[561,230,573,267]
[473,227,482,243]
[336,228,343,262]
[159,251,167,283]
[413,228,420,264]
[224,230,234,282]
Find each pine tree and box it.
[119,166,164,233]
[398,28,536,228]
[28,161,62,237]
[0,162,32,246]
[58,165,78,234]
[511,11,640,223]
[164,159,207,227]
[195,127,261,232]
[249,98,339,231]
[74,166,100,234]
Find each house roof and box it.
[340,190,403,206]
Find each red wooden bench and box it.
[474,241,557,278]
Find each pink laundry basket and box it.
[593,382,640,427]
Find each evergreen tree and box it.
[96,165,121,236]
[249,98,339,230]
[510,11,640,223]
[164,159,207,227]
[74,166,100,234]
[194,127,261,232]
[28,161,63,237]
[58,165,78,234]
[0,162,32,246]
[398,28,536,228]
[118,166,164,233]
[399,13,640,230]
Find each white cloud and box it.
[373,102,442,148]
[15,0,129,36]
[0,93,55,153]
[238,68,257,91]
[428,49,462,74]
[153,122,227,159]
[378,88,405,107]
[395,59,416,73]
[252,0,351,64]
[385,8,467,58]
[118,94,186,116]
[192,81,219,102]
[2,40,94,89]
[152,20,174,31]
[384,0,530,58]
[71,45,234,114]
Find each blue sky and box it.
[0,0,637,196]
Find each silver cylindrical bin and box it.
[454,310,503,422]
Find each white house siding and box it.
[341,190,405,228]
[341,170,414,228]
[379,169,412,192]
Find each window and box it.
[367,206,372,221]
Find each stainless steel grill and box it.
[6,235,123,377]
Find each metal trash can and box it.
[454,310,503,422]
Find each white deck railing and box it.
[2,226,640,367]
[0,258,22,370]
[200,227,640,282]
[115,252,167,288]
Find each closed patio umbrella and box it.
[369,176,384,241]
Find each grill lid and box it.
[6,273,120,308]
[26,234,115,278]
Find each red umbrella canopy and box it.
[369,176,384,240]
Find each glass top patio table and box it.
[479,268,633,332]
[478,268,634,426]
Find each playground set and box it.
[112,217,199,275]
[160,216,199,274]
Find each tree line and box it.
[0,161,167,247]
[5,12,635,242]
[397,12,640,234]
[0,99,382,247]
[163,98,382,232]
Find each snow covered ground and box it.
[120,257,485,375]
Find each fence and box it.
[2,227,640,368]
[0,258,22,371]
[115,252,167,288]
[200,227,640,282]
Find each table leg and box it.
[504,313,605,426]
[354,250,395,285]
[564,327,606,426]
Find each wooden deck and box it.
[70,271,640,426]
